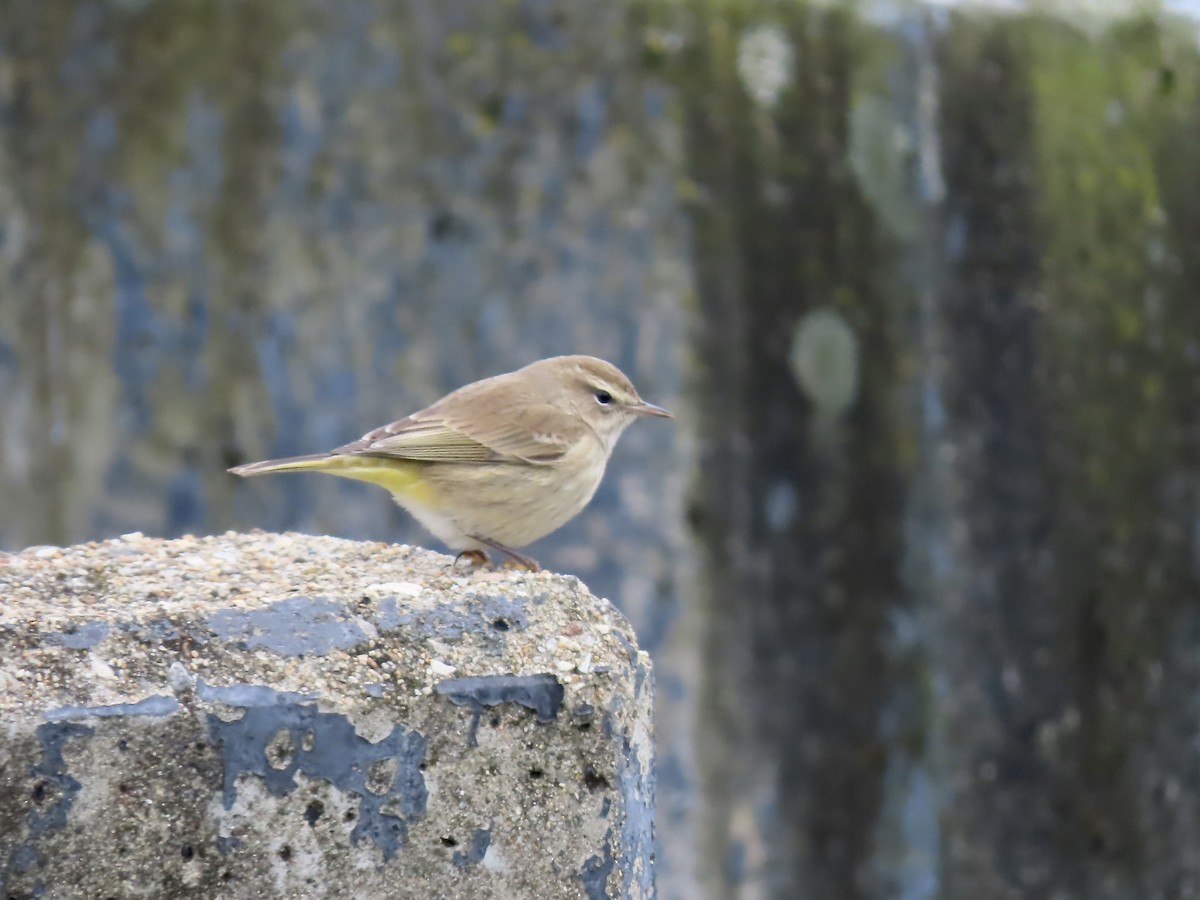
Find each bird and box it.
[229,355,672,570]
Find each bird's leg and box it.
[470,536,540,572]
[452,549,490,570]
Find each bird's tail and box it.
[228,453,341,477]
[229,452,434,505]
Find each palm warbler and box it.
[229,355,672,569]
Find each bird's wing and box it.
[339,393,586,465]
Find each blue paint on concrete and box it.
[29,721,91,839]
[47,621,109,649]
[44,695,179,721]
[617,739,656,899]
[614,653,655,899]
[434,673,564,746]
[7,843,37,873]
[196,680,317,707]
[374,596,464,641]
[451,827,491,867]
[372,590,533,647]
[0,722,91,893]
[207,595,369,656]
[207,700,427,861]
[580,832,615,900]
[614,633,643,676]
[475,593,530,632]
[633,657,647,704]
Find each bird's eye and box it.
[594,389,614,406]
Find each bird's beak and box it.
[631,401,673,419]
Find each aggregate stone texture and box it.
[0,532,655,899]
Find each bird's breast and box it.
[420,440,610,548]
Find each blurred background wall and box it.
[2,1,1200,898]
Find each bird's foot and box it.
[452,549,490,571]
[468,536,540,572]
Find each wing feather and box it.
[335,377,587,465]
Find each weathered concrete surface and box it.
[0,532,654,899]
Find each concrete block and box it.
[0,532,654,899]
